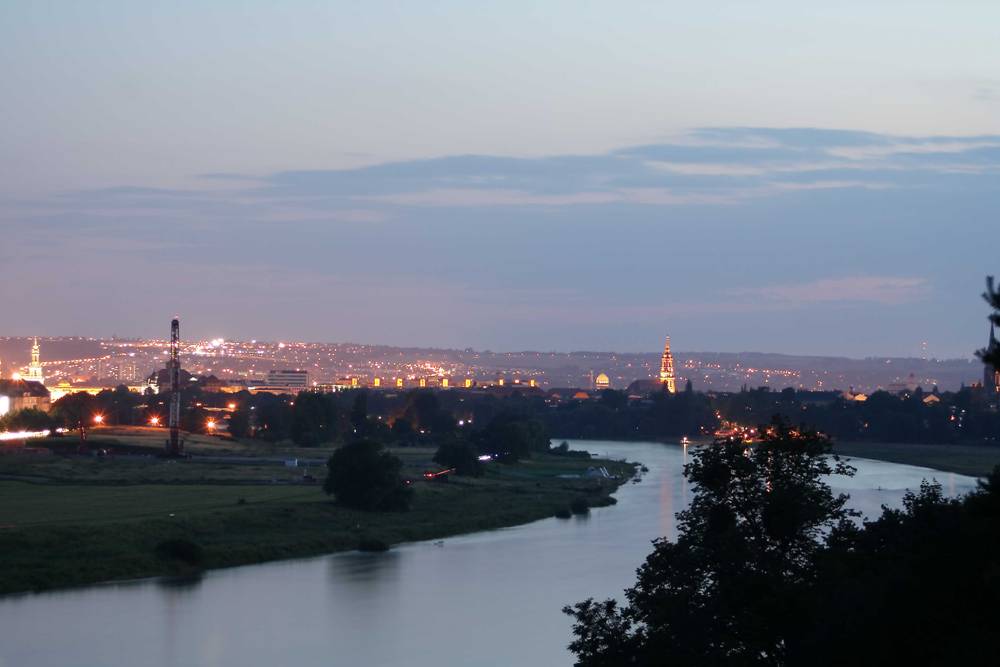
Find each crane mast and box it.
[166,317,182,456]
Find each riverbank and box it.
[0,443,636,596]
[832,441,1000,478]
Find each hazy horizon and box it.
[0,332,985,364]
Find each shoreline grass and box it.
[0,441,636,596]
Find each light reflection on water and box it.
[0,442,978,667]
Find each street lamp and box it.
[149,416,160,426]
[93,414,104,425]
[206,420,217,433]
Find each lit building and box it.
[985,323,1000,394]
[47,382,146,401]
[25,338,45,386]
[266,369,309,388]
[594,372,610,390]
[659,336,677,393]
[0,379,50,415]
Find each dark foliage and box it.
[323,439,413,511]
[564,419,857,665]
[565,418,1000,666]
[0,407,55,431]
[978,275,1000,369]
[155,538,205,566]
[291,392,339,446]
[474,412,550,462]
[433,439,483,476]
[357,537,390,552]
[569,497,590,515]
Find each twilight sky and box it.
[2,1,998,358]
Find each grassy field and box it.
[0,432,636,595]
[832,441,1000,478]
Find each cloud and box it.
[728,276,930,306]
[9,127,1000,228]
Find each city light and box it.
[206,420,217,432]
[93,415,104,425]
[0,429,51,442]
[149,416,160,426]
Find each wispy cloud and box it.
[728,276,930,306]
[10,127,999,222]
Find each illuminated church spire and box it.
[659,336,677,394]
[26,337,45,385]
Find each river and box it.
[0,441,979,667]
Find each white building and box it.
[266,369,309,388]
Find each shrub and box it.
[155,539,204,566]
[357,537,390,552]
[570,497,590,515]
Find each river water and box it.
[0,441,978,667]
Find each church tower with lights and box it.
[659,336,677,394]
[25,338,45,386]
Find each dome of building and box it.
[595,373,610,389]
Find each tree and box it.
[227,407,251,438]
[476,413,550,462]
[978,275,1000,369]
[324,439,412,511]
[433,439,483,476]
[350,391,369,435]
[51,392,99,448]
[795,472,1000,666]
[291,392,338,446]
[564,419,856,666]
[0,408,54,432]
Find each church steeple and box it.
[26,337,45,385]
[659,336,677,394]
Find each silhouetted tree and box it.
[564,419,856,665]
[350,391,369,435]
[476,413,549,462]
[978,275,1000,369]
[291,392,338,445]
[433,439,483,476]
[227,407,251,438]
[51,392,98,447]
[324,439,412,510]
[0,408,54,431]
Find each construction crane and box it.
[166,317,182,456]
